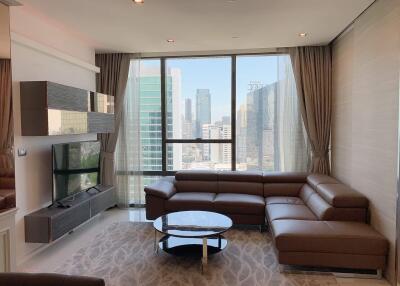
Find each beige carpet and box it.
[54,222,340,286]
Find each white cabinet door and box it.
[0,230,9,272]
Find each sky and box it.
[140,55,282,123]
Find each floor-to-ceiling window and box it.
[236,55,309,172]
[117,54,310,205]
[165,57,232,171]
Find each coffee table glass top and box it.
[153,211,233,238]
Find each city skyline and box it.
[127,55,297,174]
[137,58,281,171]
[120,54,308,204]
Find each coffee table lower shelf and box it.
[157,235,227,273]
[158,235,228,256]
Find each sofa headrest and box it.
[218,171,263,182]
[316,183,368,208]
[307,174,340,189]
[263,172,309,183]
[175,170,218,181]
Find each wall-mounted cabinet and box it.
[20,81,114,136]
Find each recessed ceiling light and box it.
[133,0,144,4]
[299,33,308,37]
[166,39,175,43]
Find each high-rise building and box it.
[136,66,182,172]
[200,123,231,164]
[236,104,247,166]
[221,124,231,164]
[195,89,211,137]
[246,82,277,170]
[182,98,194,139]
[221,116,231,125]
[185,98,192,122]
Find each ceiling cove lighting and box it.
[299,33,308,37]
[133,0,144,4]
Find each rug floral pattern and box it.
[54,222,340,286]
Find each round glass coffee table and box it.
[153,211,233,271]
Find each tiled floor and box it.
[19,208,390,285]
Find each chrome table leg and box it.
[202,237,208,273]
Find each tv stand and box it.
[56,201,72,209]
[86,186,101,193]
[25,185,116,243]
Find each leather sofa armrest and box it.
[145,177,176,199]
[0,273,105,286]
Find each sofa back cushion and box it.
[175,170,218,193]
[175,170,218,181]
[298,184,334,220]
[305,174,369,222]
[305,192,334,220]
[316,183,368,208]
[263,172,308,197]
[307,174,340,189]
[299,184,315,203]
[218,171,263,196]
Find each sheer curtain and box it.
[274,55,310,171]
[115,58,143,207]
[95,53,130,187]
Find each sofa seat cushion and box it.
[271,220,388,256]
[165,192,216,212]
[266,197,304,205]
[214,193,265,215]
[266,204,317,221]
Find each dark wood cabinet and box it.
[24,185,116,243]
[20,81,114,136]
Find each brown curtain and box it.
[289,46,332,174]
[0,59,13,173]
[96,53,130,186]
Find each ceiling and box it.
[19,0,374,54]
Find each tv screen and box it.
[52,141,101,202]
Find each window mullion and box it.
[231,55,236,171]
[161,58,167,172]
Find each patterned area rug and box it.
[55,222,339,286]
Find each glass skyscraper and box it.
[195,89,211,138]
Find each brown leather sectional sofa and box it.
[145,170,389,273]
[0,273,105,286]
[0,170,15,210]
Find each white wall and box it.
[10,5,97,265]
[331,0,400,283]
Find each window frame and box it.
[162,56,236,173]
[124,52,285,177]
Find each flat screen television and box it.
[52,141,101,202]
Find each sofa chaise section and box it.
[271,219,388,272]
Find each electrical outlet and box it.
[17,148,27,157]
